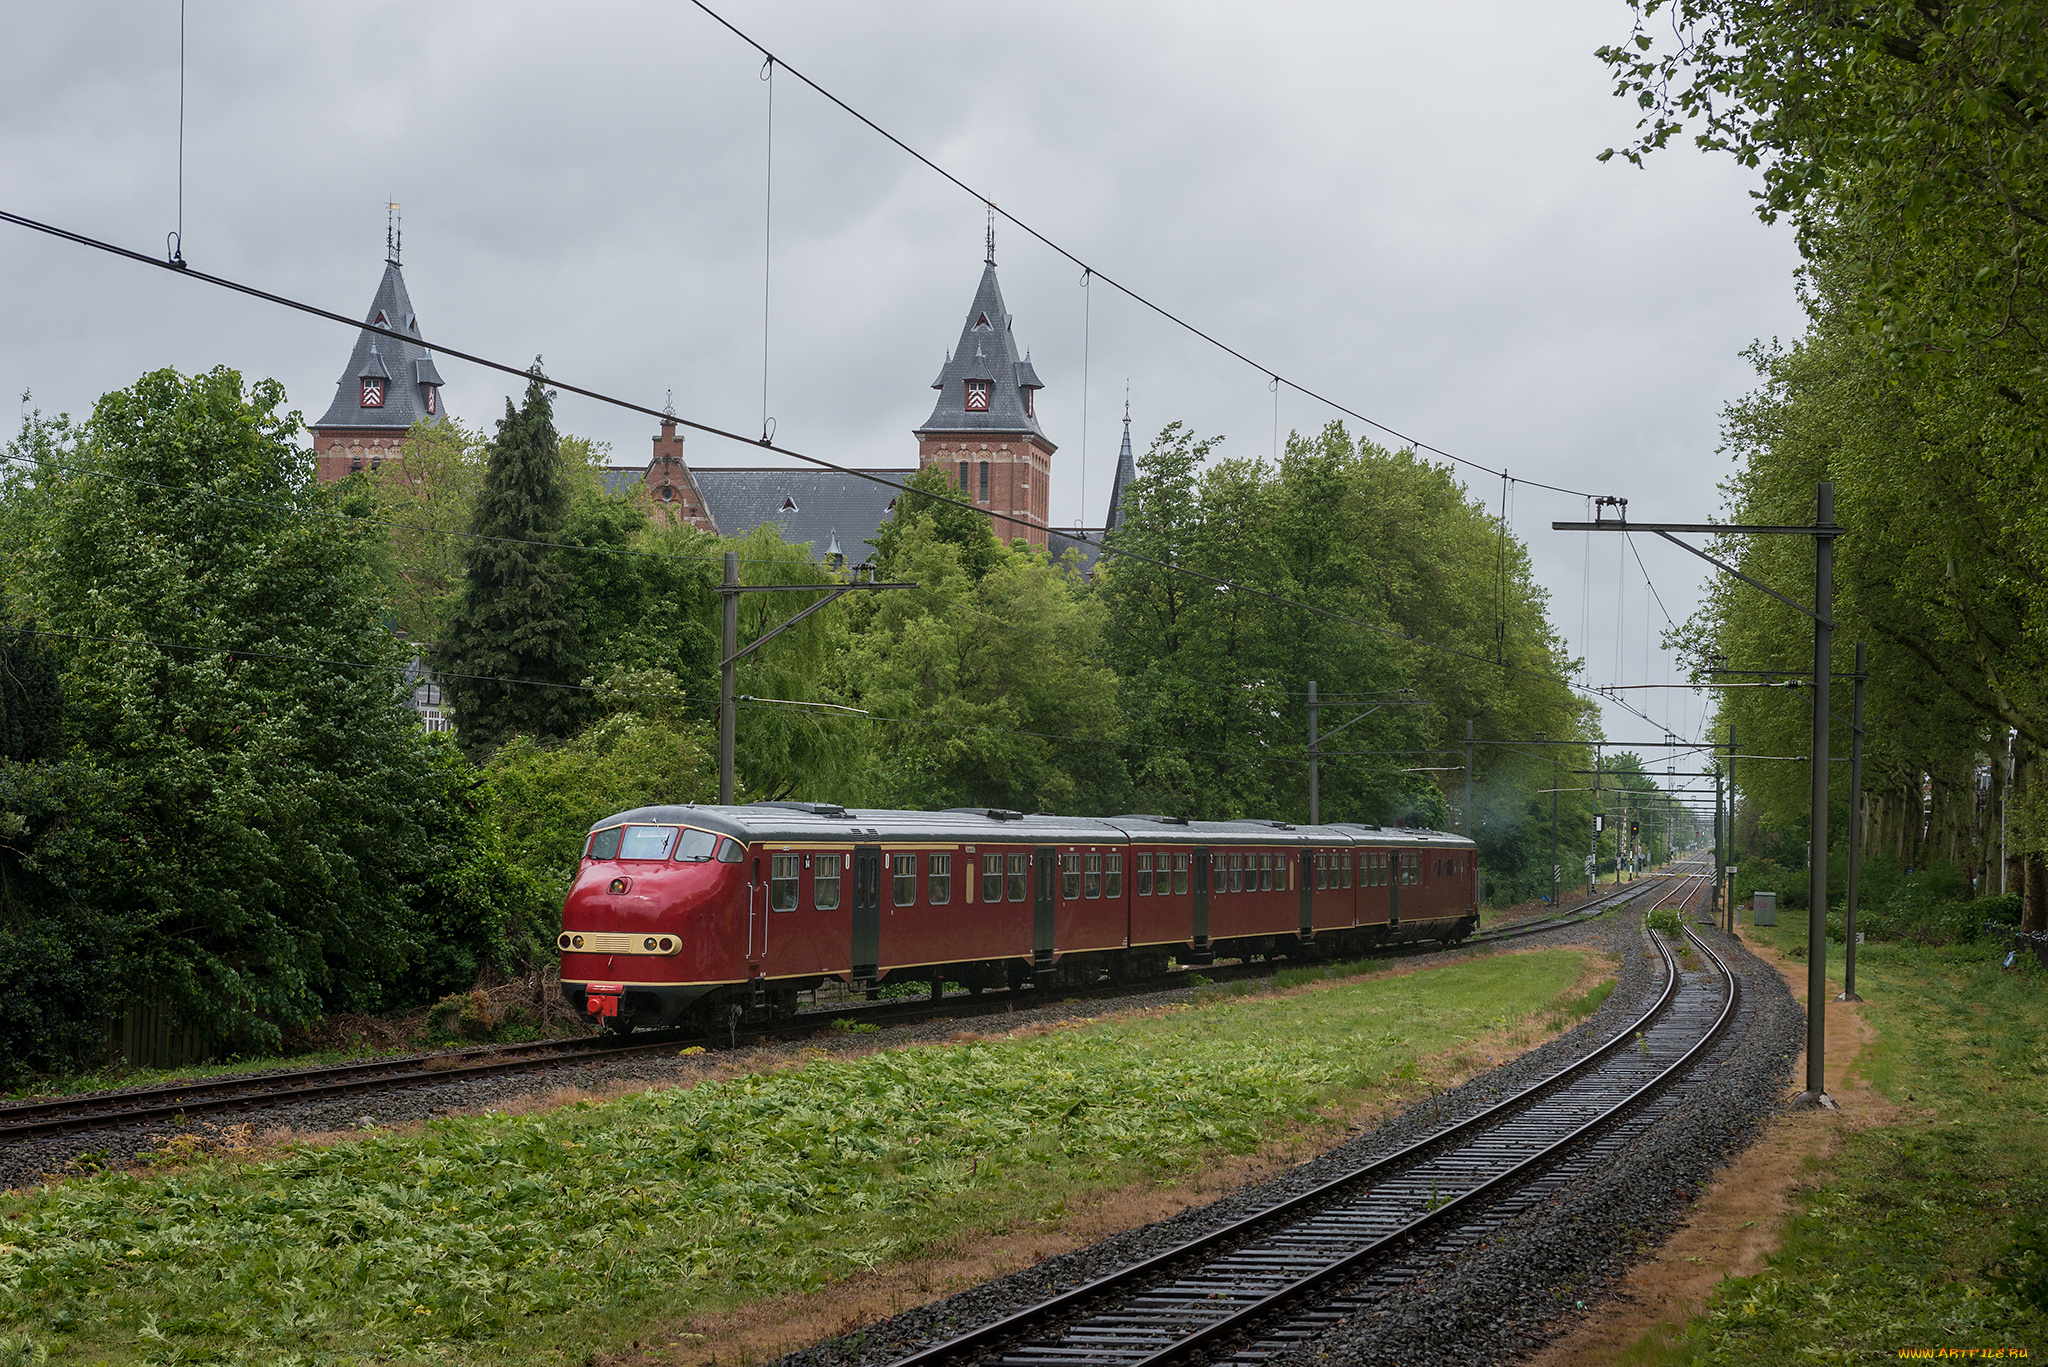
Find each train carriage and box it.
[559,801,1480,1032]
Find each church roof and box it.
[1105,408,1139,533]
[312,259,448,433]
[600,465,913,565]
[916,262,1053,446]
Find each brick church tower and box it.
[309,216,447,481]
[915,245,1054,548]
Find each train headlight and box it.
[558,933,572,950]
[608,877,629,895]
[658,936,675,953]
[643,937,657,951]
[572,934,585,949]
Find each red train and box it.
[557,803,1480,1032]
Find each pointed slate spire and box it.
[313,256,447,433]
[915,262,1051,445]
[1105,390,1138,533]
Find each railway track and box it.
[879,916,1737,1367]
[0,870,1688,1145]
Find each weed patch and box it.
[1652,922,2048,1362]
[0,950,1603,1364]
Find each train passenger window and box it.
[930,853,952,904]
[1083,853,1101,898]
[587,826,623,860]
[1105,851,1122,898]
[1173,853,1189,896]
[983,854,1004,904]
[1007,853,1028,902]
[672,828,719,862]
[1228,853,1242,893]
[893,853,918,906]
[1212,859,1224,894]
[1136,853,1153,896]
[770,854,800,911]
[717,837,745,862]
[619,826,677,860]
[1062,853,1083,900]
[1314,854,1325,890]
[815,854,843,909]
[1259,853,1273,892]
[1343,853,1352,889]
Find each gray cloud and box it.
[0,0,1804,750]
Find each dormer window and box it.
[1025,387,1035,418]
[423,386,437,415]
[780,495,799,513]
[373,310,389,328]
[361,378,385,408]
[965,379,990,412]
[973,311,993,331]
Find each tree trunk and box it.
[2026,853,2046,934]
[1927,771,1951,872]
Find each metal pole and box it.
[1593,747,1602,891]
[1540,731,1557,904]
[719,550,739,805]
[1838,641,1866,1001]
[1308,680,1319,827]
[1714,764,1725,928]
[1800,482,1834,1106]
[1463,719,1474,837]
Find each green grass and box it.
[0,949,1602,1366]
[1628,920,2048,1364]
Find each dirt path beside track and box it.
[1522,927,1903,1367]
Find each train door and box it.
[1192,847,1212,964]
[852,845,882,983]
[1033,846,1056,971]
[1298,850,1313,945]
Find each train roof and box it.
[588,803,1476,851]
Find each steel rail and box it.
[3,874,1692,1144]
[1120,921,1738,1367]
[883,910,1729,1367]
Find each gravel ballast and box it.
[769,898,1802,1367]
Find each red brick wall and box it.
[311,429,410,483]
[644,421,718,534]
[916,433,1053,549]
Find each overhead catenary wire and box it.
[681,0,1599,503]
[0,206,1673,733]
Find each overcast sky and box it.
[1,1,1806,755]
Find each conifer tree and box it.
[443,366,587,754]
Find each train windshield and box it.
[587,827,623,860]
[617,826,679,860]
[673,828,720,862]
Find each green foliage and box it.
[482,707,718,952]
[840,500,1123,812]
[441,368,588,754]
[0,950,1592,1362]
[1093,421,1601,900]
[1673,926,2048,1360]
[1645,906,1685,935]
[0,622,60,763]
[0,370,527,1071]
[1987,1216,2048,1316]
[1615,2,2048,926]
